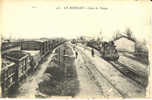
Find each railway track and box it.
[108,61,147,88]
[79,44,147,88]
[69,44,146,98]
[77,47,125,98]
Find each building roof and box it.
[114,35,136,42]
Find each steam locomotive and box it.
[87,40,119,61]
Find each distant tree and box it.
[125,28,133,38]
[112,30,122,40]
[124,28,136,42]
[6,40,9,42]
[96,37,102,46]
[99,31,103,41]
[96,37,100,42]
[80,36,83,40]
[1,34,4,40]
[79,36,86,44]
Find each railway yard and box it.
[1,38,149,98]
[1,1,151,98]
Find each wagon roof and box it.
[2,58,15,68]
[4,50,28,60]
[35,39,48,42]
[22,39,47,43]
[22,50,40,56]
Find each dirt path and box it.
[74,49,102,97]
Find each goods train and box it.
[87,40,119,61]
[1,38,66,97]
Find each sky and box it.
[1,0,152,41]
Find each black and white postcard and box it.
[0,0,152,98]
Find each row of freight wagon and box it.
[1,38,66,97]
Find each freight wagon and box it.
[21,40,48,57]
[1,41,20,51]
[1,59,17,97]
[1,50,31,97]
[4,50,31,82]
[22,50,41,70]
[87,40,101,50]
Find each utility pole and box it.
[59,48,60,65]
[99,30,103,40]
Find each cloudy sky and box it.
[1,0,152,41]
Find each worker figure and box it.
[75,51,78,59]
[91,48,94,57]
[73,45,76,51]
[63,49,66,55]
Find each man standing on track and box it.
[75,51,78,59]
[91,48,94,57]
